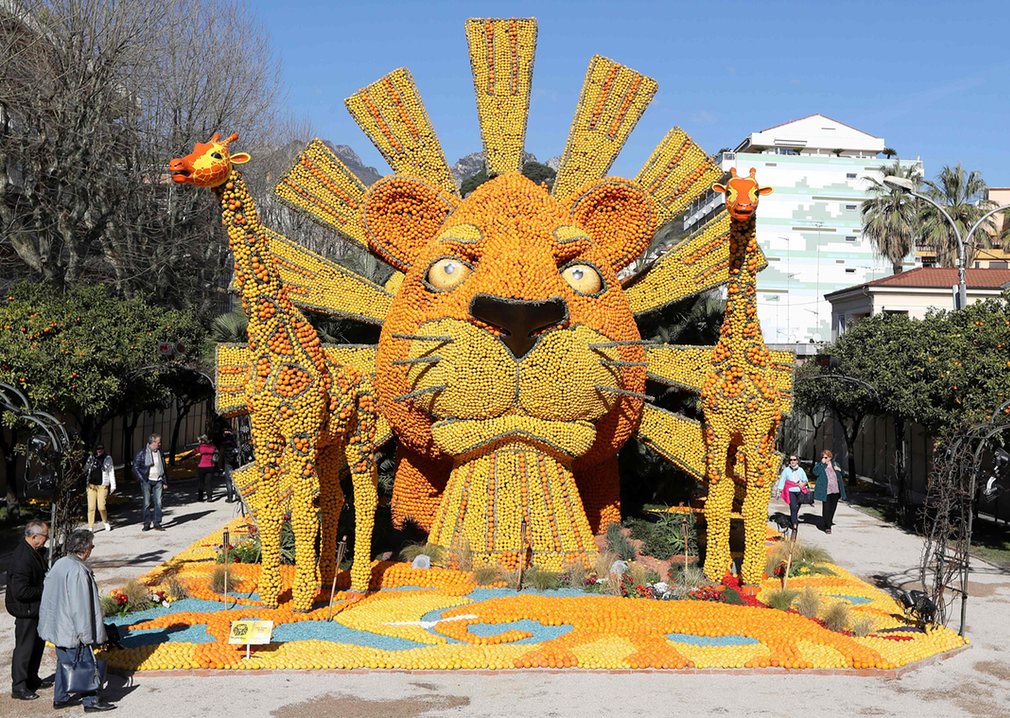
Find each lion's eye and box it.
[561,263,603,295]
[425,257,472,292]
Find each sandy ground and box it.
[1,477,1008,718]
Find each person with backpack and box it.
[195,434,217,502]
[84,446,116,532]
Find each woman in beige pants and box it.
[85,445,116,531]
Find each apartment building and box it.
[684,114,923,354]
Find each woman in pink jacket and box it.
[195,434,217,502]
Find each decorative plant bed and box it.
[97,519,967,672]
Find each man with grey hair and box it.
[38,529,115,712]
[132,433,168,531]
[5,520,50,700]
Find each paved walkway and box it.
[1,482,1008,717]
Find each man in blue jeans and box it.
[132,434,168,531]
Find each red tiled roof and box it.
[862,267,1010,290]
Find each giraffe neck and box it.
[718,215,764,356]
[213,169,284,308]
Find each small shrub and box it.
[823,601,851,632]
[795,545,833,565]
[625,561,654,588]
[625,512,697,560]
[765,588,799,611]
[99,595,119,617]
[605,523,636,561]
[560,561,588,590]
[667,564,708,598]
[795,587,821,618]
[210,565,228,594]
[122,580,150,607]
[766,541,835,578]
[472,564,501,585]
[593,549,618,580]
[525,566,562,590]
[500,569,520,589]
[399,542,445,564]
[165,576,189,601]
[851,615,874,637]
[449,536,473,572]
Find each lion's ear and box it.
[567,178,655,271]
[361,175,458,272]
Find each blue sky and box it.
[248,0,1010,186]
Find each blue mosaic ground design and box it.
[666,633,760,647]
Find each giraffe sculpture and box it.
[700,167,783,585]
[169,133,379,610]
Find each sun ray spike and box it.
[465,18,537,176]
[263,228,392,324]
[274,139,368,246]
[345,68,458,197]
[636,405,706,480]
[635,128,725,227]
[551,55,658,201]
[625,212,767,316]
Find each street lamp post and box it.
[883,175,1010,310]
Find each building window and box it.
[922,257,937,268]
[765,162,777,167]
[846,173,857,179]
[845,235,856,241]
[990,261,1008,269]
[845,268,856,273]
[845,204,857,210]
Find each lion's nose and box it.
[469,293,568,360]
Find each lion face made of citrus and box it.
[363,171,655,565]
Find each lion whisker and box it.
[392,334,455,343]
[595,385,654,402]
[393,385,447,403]
[392,356,442,366]
[589,340,657,349]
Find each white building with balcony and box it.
[685,114,923,354]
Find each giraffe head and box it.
[712,167,773,221]
[169,132,251,188]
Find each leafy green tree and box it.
[0,282,204,497]
[862,161,923,274]
[920,164,998,267]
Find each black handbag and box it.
[59,644,105,694]
[799,490,815,506]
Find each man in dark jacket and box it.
[5,520,51,700]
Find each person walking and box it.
[774,455,810,531]
[38,528,115,712]
[6,520,51,701]
[133,433,168,531]
[195,434,217,502]
[85,445,116,532]
[220,426,239,503]
[813,449,847,534]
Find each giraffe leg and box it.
[345,381,379,592]
[289,436,322,612]
[252,423,285,608]
[703,427,735,582]
[316,443,347,584]
[740,443,769,584]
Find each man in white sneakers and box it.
[132,434,168,531]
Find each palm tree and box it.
[862,161,923,274]
[920,164,997,267]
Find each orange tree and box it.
[0,282,204,499]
